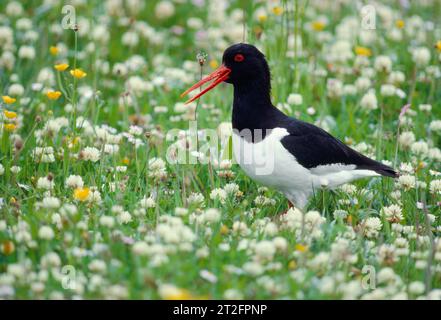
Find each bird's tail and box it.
[358,162,399,178]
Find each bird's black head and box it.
[222,43,270,88]
[181,43,271,104]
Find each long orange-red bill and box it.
[181,65,231,104]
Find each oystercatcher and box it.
[181,43,397,209]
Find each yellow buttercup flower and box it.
[257,14,267,23]
[295,243,308,252]
[4,110,17,119]
[46,91,62,100]
[50,46,59,56]
[71,136,80,146]
[74,187,90,201]
[396,19,405,29]
[4,123,17,132]
[311,21,325,32]
[122,157,130,165]
[272,6,283,16]
[70,68,87,79]
[2,240,15,255]
[355,46,372,57]
[288,260,297,270]
[2,95,16,104]
[436,40,441,52]
[54,63,69,71]
[209,60,219,69]
[220,225,229,235]
[162,288,194,300]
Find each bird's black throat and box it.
[231,78,286,143]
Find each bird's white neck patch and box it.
[233,127,291,177]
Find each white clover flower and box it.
[174,207,188,216]
[232,221,250,236]
[254,240,276,261]
[340,183,357,194]
[272,237,287,252]
[155,1,175,20]
[333,209,348,219]
[10,166,21,174]
[419,104,432,112]
[65,175,84,189]
[200,270,217,284]
[148,157,167,180]
[223,288,243,300]
[374,55,392,73]
[40,196,61,209]
[280,208,325,240]
[399,162,414,173]
[37,177,54,190]
[398,131,416,149]
[223,182,239,195]
[242,261,264,276]
[410,141,429,156]
[41,252,61,268]
[429,180,441,195]
[355,77,371,91]
[112,63,128,77]
[254,195,276,206]
[408,281,425,295]
[99,216,115,228]
[0,164,4,175]
[8,83,24,96]
[380,84,396,97]
[377,244,398,265]
[381,204,403,223]
[330,238,357,264]
[121,31,139,47]
[115,166,127,172]
[363,217,382,238]
[104,144,119,154]
[377,267,396,284]
[209,188,227,203]
[81,147,101,162]
[38,226,54,240]
[18,45,35,59]
[117,211,132,224]
[428,148,441,161]
[209,158,227,170]
[202,208,221,223]
[412,47,431,67]
[132,241,149,256]
[88,189,102,204]
[388,71,405,84]
[326,78,343,99]
[360,91,378,110]
[139,196,156,209]
[89,259,107,273]
[187,192,205,207]
[287,93,303,105]
[129,125,143,136]
[429,120,441,132]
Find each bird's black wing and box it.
[279,119,397,177]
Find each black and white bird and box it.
[182,43,398,210]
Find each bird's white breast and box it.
[232,128,313,192]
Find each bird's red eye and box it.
[234,54,245,62]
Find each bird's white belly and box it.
[232,127,379,208]
[232,128,313,193]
